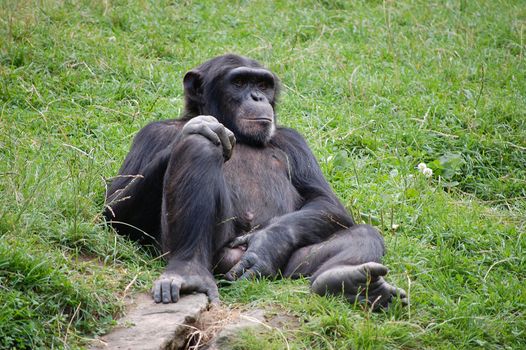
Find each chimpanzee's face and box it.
[216,66,277,146]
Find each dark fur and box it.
[104,54,402,308]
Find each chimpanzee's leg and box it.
[152,116,236,304]
[284,224,407,310]
[284,224,384,277]
[161,134,234,264]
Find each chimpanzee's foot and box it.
[310,262,407,310]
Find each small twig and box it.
[352,161,360,187]
[122,274,138,297]
[474,64,486,109]
[505,141,526,151]
[422,316,487,333]
[106,175,144,205]
[483,257,518,281]
[186,330,203,350]
[325,213,350,230]
[106,174,146,181]
[390,207,394,232]
[481,196,526,204]
[348,65,361,99]
[62,143,94,160]
[406,271,412,320]
[150,250,171,262]
[216,216,237,225]
[420,107,431,129]
[104,204,116,218]
[105,220,159,245]
[64,303,82,344]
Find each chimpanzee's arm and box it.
[152,116,235,304]
[103,120,182,242]
[271,127,355,243]
[226,127,355,280]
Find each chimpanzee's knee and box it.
[284,224,385,279]
[350,224,385,255]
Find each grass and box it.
[0,0,524,348]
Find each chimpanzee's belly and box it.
[223,144,301,233]
[213,144,301,274]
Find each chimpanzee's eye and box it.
[232,79,244,88]
[256,81,269,90]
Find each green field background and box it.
[0,1,524,349]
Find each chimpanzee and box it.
[104,54,406,310]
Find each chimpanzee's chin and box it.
[237,121,274,146]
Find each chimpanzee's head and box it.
[182,54,280,146]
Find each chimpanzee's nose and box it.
[250,91,264,102]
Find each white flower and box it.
[417,162,427,171]
[423,167,433,177]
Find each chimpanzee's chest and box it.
[223,144,302,233]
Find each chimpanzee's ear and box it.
[183,70,203,103]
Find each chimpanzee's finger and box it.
[228,234,251,248]
[227,128,236,147]
[179,276,220,305]
[209,122,234,159]
[206,283,221,305]
[224,128,236,159]
[363,262,389,277]
[225,253,256,281]
[152,280,162,303]
[185,123,221,146]
[383,283,406,299]
[195,115,218,123]
[238,267,259,280]
[171,279,181,303]
[161,278,172,304]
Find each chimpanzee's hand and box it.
[152,260,219,304]
[181,115,236,160]
[225,231,292,281]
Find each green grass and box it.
[0,0,524,348]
